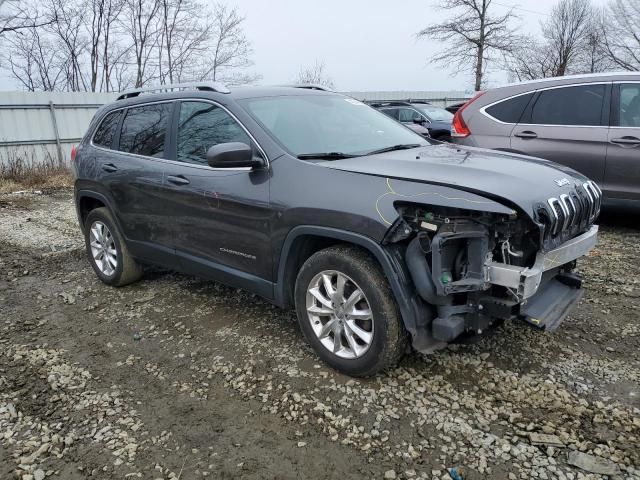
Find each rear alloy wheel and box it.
[89,221,118,276]
[84,207,143,287]
[295,246,407,377]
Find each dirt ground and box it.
[1,189,639,480]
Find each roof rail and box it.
[116,82,230,101]
[282,83,333,92]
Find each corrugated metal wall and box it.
[0,91,116,165]
[0,89,468,165]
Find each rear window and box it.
[485,93,533,123]
[530,85,606,126]
[118,103,172,157]
[93,110,121,148]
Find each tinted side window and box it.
[380,108,398,120]
[619,84,640,127]
[530,85,605,126]
[398,108,419,122]
[485,93,533,123]
[177,101,251,164]
[119,103,172,157]
[93,110,121,148]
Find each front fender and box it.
[275,225,437,350]
[375,177,516,229]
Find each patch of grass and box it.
[0,149,73,193]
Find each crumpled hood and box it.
[320,144,590,218]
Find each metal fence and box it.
[0,91,115,165]
[0,89,470,164]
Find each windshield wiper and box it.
[365,143,422,155]
[297,152,360,160]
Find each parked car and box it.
[451,72,640,207]
[370,101,453,141]
[73,82,600,376]
[445,101,467,114]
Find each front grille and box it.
[542,181,600,245]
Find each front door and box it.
[511,83,610,185]
[161,100,273,297]
[605,82,640,201]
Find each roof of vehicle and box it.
[114,82,336,103]
[496,71,640,91]
[368,101,454,112]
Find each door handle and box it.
[167,175,190,185]
[514,131,538,139]
[610,136,640,146]
[102,163,117,173]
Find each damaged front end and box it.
[384,201,598,352]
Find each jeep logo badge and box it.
[555,178,570,187]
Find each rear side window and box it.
[485,93,533,123]
[176,101,251,164]
[398,108,419,122]
[93,111,121,148]
[530,85,606,126]
[380,108,398,120]
[118,103,172,157]
[619,84,640,127]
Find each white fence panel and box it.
[0,91,116,165]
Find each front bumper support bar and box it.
[485,225,598,299]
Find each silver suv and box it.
[451,72,640,207]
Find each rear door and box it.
[605,82,640,201]
[95,101,178,266]
[511,83,610,184]
[160,100,273,296]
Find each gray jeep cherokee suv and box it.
[73,82,600,376]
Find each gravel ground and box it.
[1,190,639,480]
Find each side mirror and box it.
[413,116,425,125]
[206,142,264,169]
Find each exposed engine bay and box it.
[384,203,598,348]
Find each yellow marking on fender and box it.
[375,178,497,225]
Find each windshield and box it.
[416,105,453,122]
[241,94,427,157]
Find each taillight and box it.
[451,91,485,138]
[70,145,77,162]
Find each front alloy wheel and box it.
[295,246,407,377]
[306,271,374,359]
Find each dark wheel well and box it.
[280,235,345,307]
[79,196,106,226]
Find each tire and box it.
[84,207,143,287]
[294,245,407,377]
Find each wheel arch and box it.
[275,226,425,343]
[75,190,118,234]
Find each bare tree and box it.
[158,0,210,84]
[6,22,69,91]
[121,0,161,87]
[196,4,259,85]
[0,0,51,37]
[541,0,595,76]
[576,19,616,74]
[601,0,640,71]
[0,0,259,91]
[295,60,335,89]
[417,0,520,91]
[87,0,124,91]
[46,0,90,91]
[505,0,605,80]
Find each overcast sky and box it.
[0,0,608,92]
